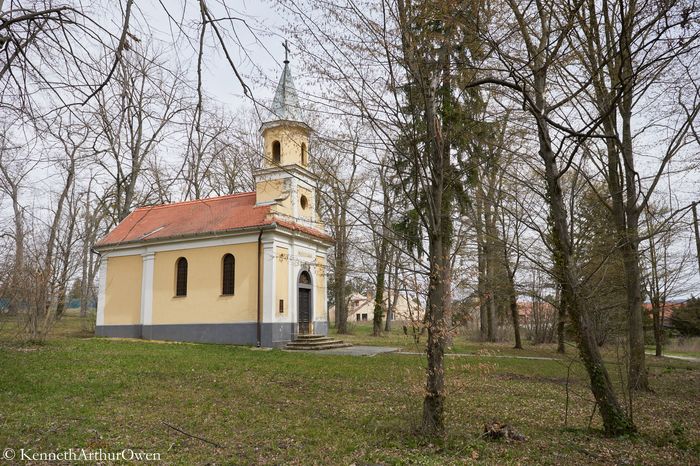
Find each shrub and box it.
[671,298,700,337]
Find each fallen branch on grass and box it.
[483,421,527,442]
[162,421,223,448]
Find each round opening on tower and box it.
[300,195,308,210]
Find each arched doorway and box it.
[298,270,313,335]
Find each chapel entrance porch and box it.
[288,270,349,349]
[285,333,352,350]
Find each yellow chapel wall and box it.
[103,255,142,325]
[263,126,309,167]
[298,186,314,221]
[314,255,326,321]
[256,179,286,203]
[256,178,293,216]
[151,242,259,324]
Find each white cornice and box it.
[254,164,317,185]
[259,119,313,134]
[96,223,331,258]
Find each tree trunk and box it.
[373,174,392,336]
[335,258,348,334]
[478,241,488,340]
[0,171,26,317]
[693,202,700,278]
[557,290,567,354]
[385,258,399,332]
[646,214,663,357]
[618,0,648,391]
[422,232,449,436]
[484,203,497,342]
[540,118,635,436]
[651,299,662,357]
[622,237,649,390]
[474,183,488,341]
[420,39,453,437]
[487,293,496,342]
[80,234,90,318]
[509,284,522,349]
[335,207,349,334]
[372,260,386,336]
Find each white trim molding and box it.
[261,239,276,323]
[140,253,155,326]
[96,258,108,326]
[98,232,262,257]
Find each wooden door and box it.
[298,288,311,334]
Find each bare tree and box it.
[570,0,700,391]
[469,0,636,435]
[693,202,700,277]
[14,115,85,341]
[0,1,134,114]
[89,41,188,222]
[644,203,696,356]
[365,159,396,336]
[315,124,361,334]
[0,125,33,316]
[78,183,103,320]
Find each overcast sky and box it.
[135,0,301,115]
[2,1,698,297]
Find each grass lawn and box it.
[0,316,698,465]
[648,338,700,360]
[664,351,700,359]
[333,321,566,358]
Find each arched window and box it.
[272,140,281,164]
[301,142,307,165]
[222,254,235,295]
[299,270,311,284]
[300,195,308,210]
[175,257,188,297]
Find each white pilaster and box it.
[140,253,155,326]
[323,251,328,323]
[273,242,286,323]
[262,240,276,322]
[311,184,317,223]
[288,238,295,325]
[291,177,299,220]
[96,258,108,326]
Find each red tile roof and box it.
[95,192,332,248]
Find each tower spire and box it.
[270,40,302,122]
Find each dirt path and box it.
[646,352,700,363]
[395,351,563,361]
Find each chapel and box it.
[94,55,332,347]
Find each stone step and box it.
[285,341,353,351]
[294,334,328,340]
[286,338,336,347]
[286,334,351,350]
[293,336,334,343]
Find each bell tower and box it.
[255,44,318,226]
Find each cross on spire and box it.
[283,39,290,64]
[269,39,303,122]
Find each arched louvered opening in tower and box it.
[272,140,281,164]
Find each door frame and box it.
[297,269,313,335]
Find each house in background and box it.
[93,57,332,347]
[329,291,424,324]
[643,300,684,330]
